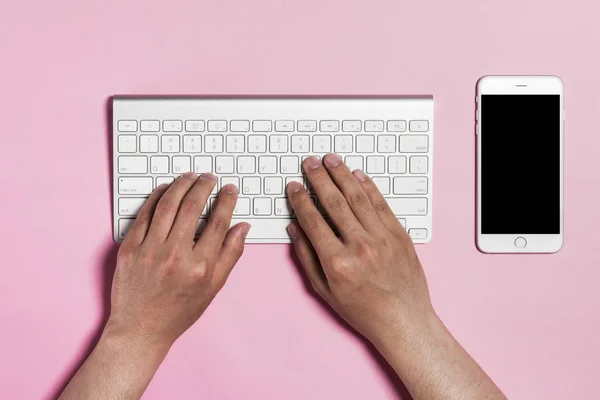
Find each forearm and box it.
[58,323,170,400]
[373,312,506,400]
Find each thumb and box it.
[213,223,250,289]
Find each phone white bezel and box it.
[476,75,564,254]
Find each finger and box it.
[302,156,364,239]
[212,222,251,290]
[123,184,170,246]
[322,154,383,232]
[144,172,201,244]
[287,222,329,298]
[352,170,407,236]
[286,181,342,255]
[194,184,238,259]
[167,173,217,243]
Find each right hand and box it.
[287,154,435,346]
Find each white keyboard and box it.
[112,97,434,244]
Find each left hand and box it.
[107,172,250,351]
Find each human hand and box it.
[108,172,250,351]
[286,154,434,346]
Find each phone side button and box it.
[514,237,527,248]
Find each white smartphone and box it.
[476,75,564,253]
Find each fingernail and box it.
[287,224,297,239]
[324,153,342,167]
[287,181,303,194]
[200,173,217,181]
[222,184,238,194]
[241,224,251,238]
[303,156,320,170]
[353,169,368,182]
[183,172,197,180]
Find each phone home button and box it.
[514,237,527,249]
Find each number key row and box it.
[118,134,429,154]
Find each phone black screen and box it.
[481,94,560,234]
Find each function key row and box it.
[117,119,429,133]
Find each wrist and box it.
[101,319,172,364]
[370,306,446,354]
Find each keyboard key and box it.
[365,120,384,132]
[253,120,272,132]
[270,135,288,153]
[410,156,428,174]
[119,156,148,174]
[118,120,137,132]
[259,156,277,174]
[226,135,245,153]
[388,156,407,174]
[345,155,363,171]
[377,135,396,153]
[286,176,305,188]
[185,120,205,132]
[118,218,135,240]
[237,156,256,174]
[356,135,375,153]
[208,120,227,132]
[393,177,428,194]
[291,135,310,153]
[280,156,300,174]
[172,156,192,175]
[234,198,251,216]
[342,120,361,132]
[387,120,407,132]
[118,177,153,195]
[141,120,160,132]
[163,120,183,132]
[275,120,294,132]
[248,135,267,153]
[275,197,292,216]
[140,135,159,153]
[399,135,428,153]
[298,120,317,132]
[372,177,390,195]
[264,177,283,195]
[320,120,339,132]
[398,219,407,229]
[253,198,272,215]
[313,135,331,153]
[183,135,202,153]
[334,135,353,153]
[156,176,175,186]
[216,156,235,174]
[242,177,261,195]
[230,120,250,132]
[409,120,429,132]
[118,198,146,216]
[193,156,212,173]
[150,156,169,174]
[366,156,385,174]
[221,176,240,191]
[118,135,137,153]
[205,135,224,153]
[161,135,180,153]
[409,228,428,240]
[385,197,428,216]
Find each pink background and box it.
[1,0,599,399]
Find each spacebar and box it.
[197,218,293,240]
